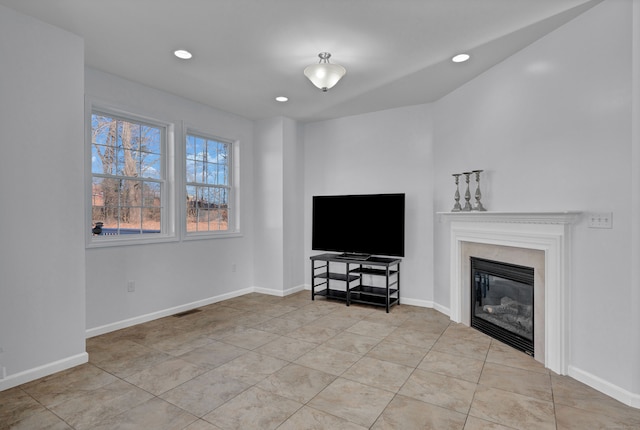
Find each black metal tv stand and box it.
[310,253,401,313]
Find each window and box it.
[185,133,232,234]
[90,109,173,243]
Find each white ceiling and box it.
[1,0,600,122]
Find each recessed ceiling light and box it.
[174,49,193,60]
[452,53,470,63]
[275,96,288,102]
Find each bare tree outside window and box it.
[91,113,163,235]
[186,134,231,233]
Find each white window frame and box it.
[183,127,241,240]
[85,100,177,248]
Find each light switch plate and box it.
[588,212,613,229]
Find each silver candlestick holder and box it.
[451,173,462,212]
[472,170,486,211]
[462,172,473,211]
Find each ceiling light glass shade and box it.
[452,53,470,63]
[174,49,193,59]
[304,52,346,92]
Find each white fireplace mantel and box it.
[439,211,581,375]
[438,211,581,224]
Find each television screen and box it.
[312,193,405,258]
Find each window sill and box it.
[183,230,243,241]
[86,233,179,249]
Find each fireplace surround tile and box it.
[464,243,544,361]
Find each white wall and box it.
[0,5,86,389]
[253,117,306,295]
[303,104,435,306]
[632,0,640,399]
[283,118,306,292]
[85,69,255,333]
[253,118,285,292]
[433,0,638,402]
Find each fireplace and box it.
[470,257,534,356]
[440,211,579,375]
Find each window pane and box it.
[206,140,216,162]
[119,210,142,231]
[195,158,206,184]
[119,148,139,177]
[186,158,196,183]
[213,194,229,231]
[195,136,206,160]
[220,188,229,231]
[142,126,161,153]
[116,120,124,149]
[205,163,218,185]
[142,207,161,233]
[120,180,142,229]
[195,186,207,231]
[91,177,106,217]
[196,186,207,207]
[143,182,161,207]
[186,185,197,232]
[129,123,142,152]
[115,148,125,176]
[91,114,115,147]
[92,145,117,175]
[220,187,229,206]
[186,135,196,160]
[95,177,119,209]
[120,179,142,208]
[220,164,228,185]
[202,186,213,209]
[92,145,106,174]
[90,110,167,239]
[185,133,232,234]
[218,142,228,163]
[141,152,161,179]
[209,188,221,230]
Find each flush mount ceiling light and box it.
[174,49,193,60]
[304,52,346,92]
[452,53,470,63]
[275,96,288,102]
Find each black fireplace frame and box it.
[470,257,535,356]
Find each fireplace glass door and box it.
[470,257,534,356]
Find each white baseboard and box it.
[432,302,451,317]
[399,297,434,309]
[86,286,445,340]
[86,288,253,338]
[1,288,305,393]
[0,352,88,392]
[568,365,640,409]
[284,284,306,295]
[253,284,306,297]
[302,286,451,315]
[397,298,450,317]
[86,285,307,338]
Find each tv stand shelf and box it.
[310,253,401,313]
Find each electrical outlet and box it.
[588,212,613,229]
[1,366,6,379]
[127,280,136,292]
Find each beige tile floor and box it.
[2,291,640,429]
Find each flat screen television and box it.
[312,193,405,258]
